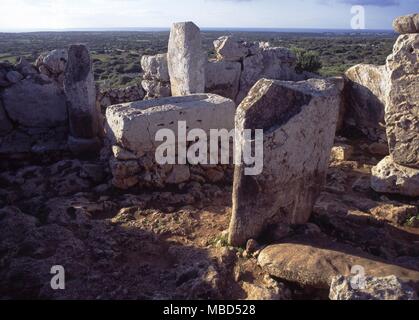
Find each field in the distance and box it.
[0,30,396,89]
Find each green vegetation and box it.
[0,30,396,87]
[291,47,322,74]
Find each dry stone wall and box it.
[105,94,236,190]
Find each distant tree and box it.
[291,47,322,74]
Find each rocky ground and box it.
[0,136,418,300]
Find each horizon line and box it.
[0,26,395,34]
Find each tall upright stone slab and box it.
[229,78,340,246]
[385,33,419,169]
[64,44,101,155]
[167,22,205,96]
[371,15,419,197]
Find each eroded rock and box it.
[385,34,419,168]
[205,60,241,101]
[167,22,206,96]
[2,77,67,128]
[344,64,388,141]
[371,156,419,197]
[258,239,419,290]
[64,44,101,154]
[330,275,417,300]
[393,13,419,34]
[229,78,340,246]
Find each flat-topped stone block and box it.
[106,94,236,155]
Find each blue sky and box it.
[0,0,417,31]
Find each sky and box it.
[0,0,417,31]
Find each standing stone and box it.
[205,60,241,101]
[64,44,101,155]
[385,34,419,168]
[0,100,13,136]
[167,22,205,96]
[344,64,388,141]
[393,13,419,34]
[229,78,340,246]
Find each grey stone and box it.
[168,22,206,96]
[236,46,297,103]
[393,13,419,34]
[330,275,417,300]
[371,155,419,197]
[229,78,340,246]
[205,60,241,101]
[385,34,419,168]
[0,100,13,136]
[2,78,67,127]
[64,44,100,141]
[344,64,388,141]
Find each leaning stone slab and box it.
[229,78,340,246]
[64,44,101,154]
[344,64,388,141]
[106,94,236,155]
[167,22,206,96]
[385,34,419,168]
[258,239,419,290]
[393,13,419,34]
[371,155,419,197]
[2,77,67,128]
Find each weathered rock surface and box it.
[167,22,206,96]
[371,156,419,197]
[6,70,23,84]
[106,94,235,155]
[0,100,13,136]
[236,47,297,103]
[64,44,100,154]
[229,78,340,246]
[344,64,388,141]
[97,85,145,110]
[37,49,68,75]
[2,77,67,127]
[141,53,170,82]
[205,60,241,101]
[141,80,171,99]
[258,239,419,290]
[393,13,419,34]
[330,275,418,300]
[385,34,419,168]
[213,36,248,62]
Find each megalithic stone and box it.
[167,21,206,96]
[229,78,340,247]
[385,33,419,169]
[64,44,101,155]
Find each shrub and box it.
[291,47,322,74]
